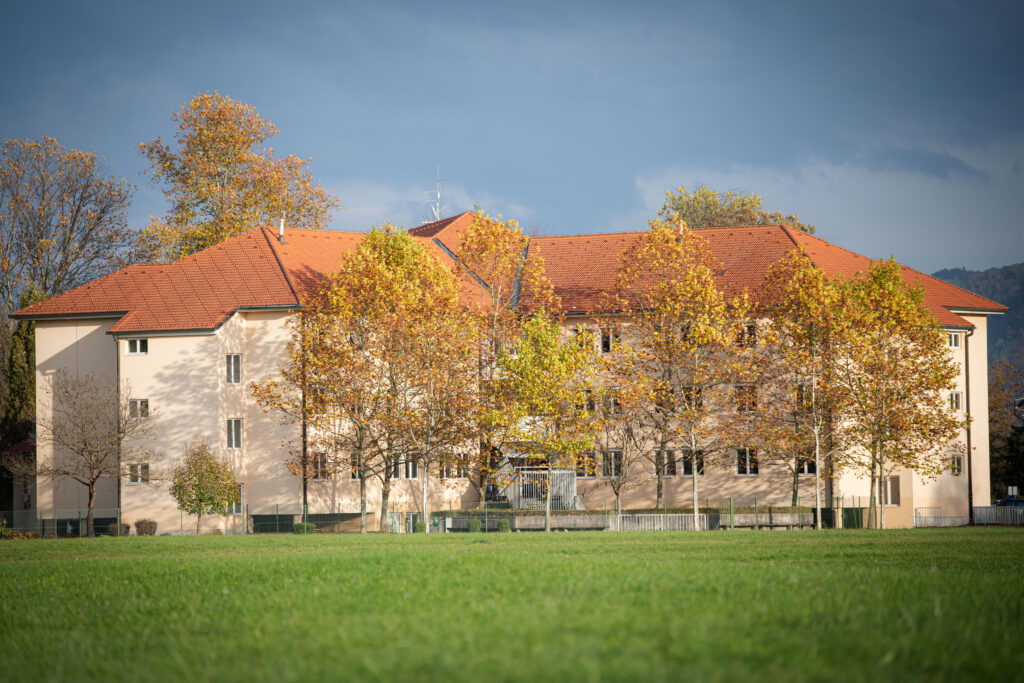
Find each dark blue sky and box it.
[2,1,1022,272]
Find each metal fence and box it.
[608,513,706,531]
[974,506,1024,525]
[1,508,125,536]
[501,470,583,511]
[914,507,969,527]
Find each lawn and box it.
[1,528,1022,682]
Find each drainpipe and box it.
[964,327,974,524]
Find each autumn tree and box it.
[608,218,756,528]
[833,260,964,528]
[497,312,598,531]
[0,137,136,404]
[1,286,44,450]
[758,248,848,527]
[3,370,157,536]
[455,213,558,501]
[988,361,1024,500]
[658,185,814,233]
[140,92,340,261]
[170,437,239,534]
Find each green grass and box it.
[2,529,1022,682]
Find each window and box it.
[950,454,963,476]
[129,399,149,419]
[654,450,677,477]
[682,385,703,409]
[798,454,816,475]
[577,389,596,413]
[405,457,419,480]
[228,484,243,515]
[948,332,960,349]
[883,476,901,506]
[573,327,594,350]
[576,453,597,478]
[350,457,362,480]
[735,385,757,412]
[441,456,470,480]
[227,419,242,449]
[949,391,962,411]
[600,325,620,354]
[737,322,757,348]
[393,456,418,479]
[604,391,623,415]
[128,463,149,485]
[312,453,331,481]
[736,448,758,476]
[226,354,241,384]
[682,451,704,477]
[602,450,623,478]
[127,338,148,355]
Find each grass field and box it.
[2,529,1022,682]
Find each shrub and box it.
[467,519,482,533]
[497,519,511,533]
[293,522,316,534]
[135,519,158,536]
[108,522,131,537]
[413,522,426,533]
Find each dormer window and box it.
[127,339,148,355]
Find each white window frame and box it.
[602,449,623,478]
[129,399,149,419]
[798,455,816,476]
[404,457,418,480]
[227,419,243,450]
[949,391,962,411]
[950,453,963,476]
[312,452,331,481]
[127,338,148,355]
[948,332,961,349]
[228,483,243,515]
[654,450,677,478]
[127,463,149,485]
[226,354,242,385]
[736,447,758,476]
[681,451,704,477]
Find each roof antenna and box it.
[278,212,286,243]
[422,166,449,224]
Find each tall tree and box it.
[0,137,136,405]
[988,361,1024,500]
[1,286,44,449]
[140,92,341,261]
[758,248,848,526]
[608,218,756,528]
[170,437,239,534]
[455,213,558,502]
[497,312,598,531]
[833,260,964,528]
[658,185,814,233]
[3,371,158,536]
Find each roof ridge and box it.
[260,227,301,306]
[532,224,786,240]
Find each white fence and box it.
[974,506,1024,526]
[502,470,581,510]
[608,513,707,532]
[914,507,968,527]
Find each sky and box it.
[1,0,1022,273]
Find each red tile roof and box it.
[12,219,1006,332]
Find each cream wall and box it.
[34,318,120,516]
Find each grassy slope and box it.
[1,529,1022,682]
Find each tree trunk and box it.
[813,429,822,530]
[544,462,552,533]
[691,455,700,531]
[867,452,878,530]
[380,480,392,533]
[196,512,202,535]
[656,471,664,509]
[359,472,367,534]
[791,459,800,507]
[879,452,887,530]
[421,461,429,534]
[86,483,97,538]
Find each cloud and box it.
[629,137,1024,273]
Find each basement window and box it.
[127,339,148,355]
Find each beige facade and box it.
[28,305,994,532]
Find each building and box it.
[12,212,1007,531]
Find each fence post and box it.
[754,497,759,531]
[78,510,82,538]
[730,497,734,530]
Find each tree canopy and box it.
[140,92,341,261]
[658,185,814,233]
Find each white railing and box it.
[974,506,1024,525]
[608,513,707,531]
[502,469,577,510]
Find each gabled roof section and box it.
[409,211,477,255]
[783,227,1008,326]
[13,228,299,334]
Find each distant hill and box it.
[932,263,1023,372]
